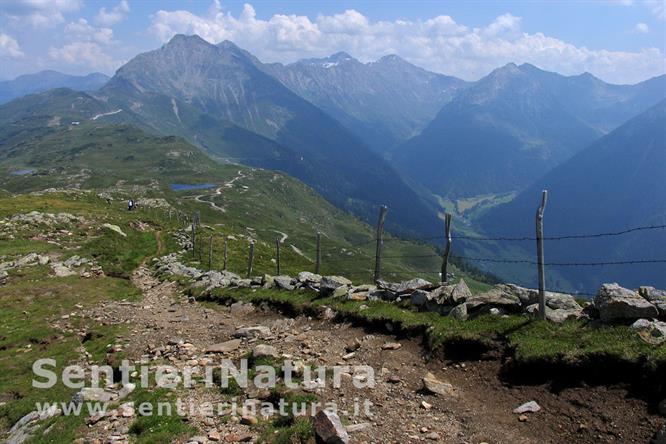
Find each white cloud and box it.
[48,41,118,71]
[65,18,115,44]
[0,32,24,58]
[1,0,82,27]
[634,22,650,33]
[646,0,666,19]
[95,0,130,27]
[148,2,666,84]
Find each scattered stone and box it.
[422,372,454,396]
[206,339,242,353]
[208,429,221,441]
[313,410,350,444]
[421,401,432,410]
[518,414,529,422]
[513,401,541,414]
[241,415,258,425]
[234,325,271,338]
[426,432,440,440]
[381,342,402,350]
[102,223,127,237]
[252,344,278,359]
[345,422,371,433]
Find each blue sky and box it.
[1,0,665,83]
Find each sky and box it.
[0,0,665,84]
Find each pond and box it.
[170,183,216,191]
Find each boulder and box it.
[410,290,430,307]
[631,319,666,344]
[379,278,433,294]
[313,410,349,444]
[449,303,468,321]
[262,274,274,289]
[274,275,295,291]
[367,289,397,301]
[525,304,584,323]
[298,271,322,284]
[594,283,659,321]
[72,388,114,405]
[464,287,522,313]
[639,286,666,317]
[320,276,352,296]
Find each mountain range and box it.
[480,99,666,291]
[0,70,109,105]
[393,63,666,198]
[260,52,468,152]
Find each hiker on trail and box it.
[128,199,134,211]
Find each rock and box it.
[252,344,278,359]
[320,276,352,296]
[421,401,432,410]
[525,304,583,323]
[347,291,368,301]
[381,342,402,350]
[208,430,221,441]
[274,275,295,291]
[410,290,430,306]
[51,263,76,277]
[241,415,258,425]
[331,286,349,298]
[261,274,274,289]
[513,401,541,414]
[367,289,397,301]
[72,388,113,405]
[639,286,666,317]
[595,283,659,321]
[465,286,522,313]
[379,278,433,294]
[345,422,371,433]
[313,410,349,444]
[518,414,529,422]
[426,432,440,440]
[630,319,666,344]
[234,326,271,339]
[230,302,254,316]
[449,303,468,321]
[422,372,454,396]
[117,383,135,400]
[206,339,242,353]
[298,271,322,283]
[102,223,127,237]
[16,253,39,267]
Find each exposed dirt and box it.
[76,266,664,443]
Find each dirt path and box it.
[193,170,246,213]
[78,264,662,443]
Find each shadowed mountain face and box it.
[392,63,666,199]
[0,70,109,104]
[260,52,468,152]
[480,100,666,292]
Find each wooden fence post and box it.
[275,238,281,275]
[208,236,213,270]
[223,237,228,271]
[441,213,453,284]
[315,232,321,275]
[536,190,548,321]
[373,206,389,283]
[247,240,255,278]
